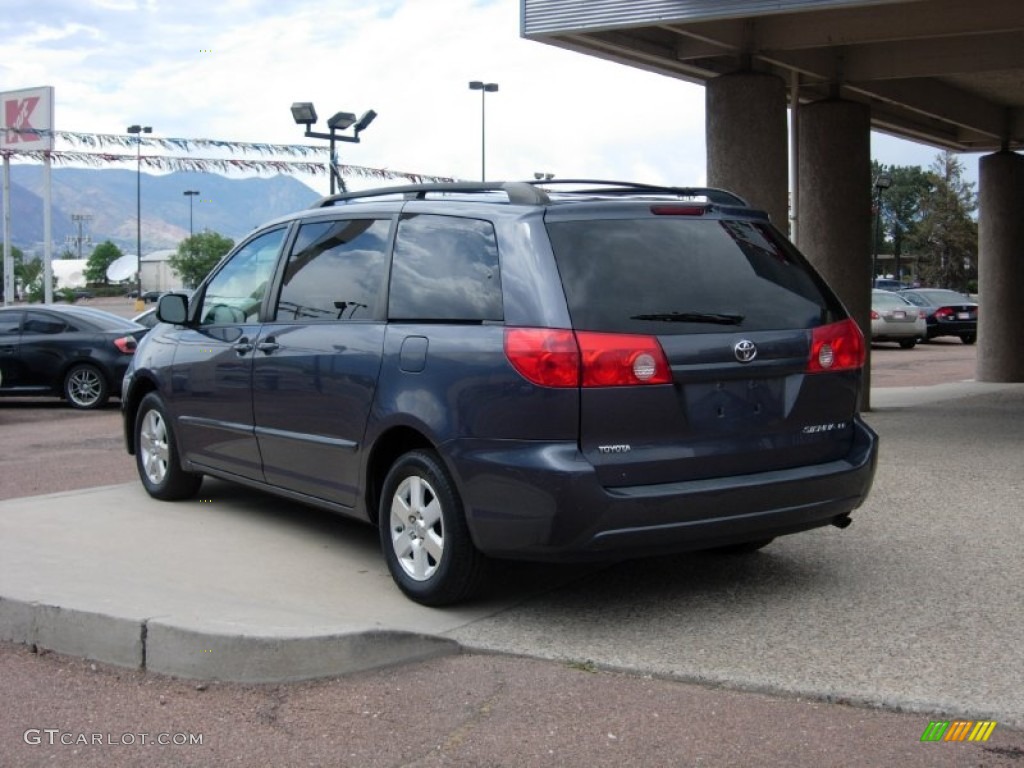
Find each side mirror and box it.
[157,293,189,325]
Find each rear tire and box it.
[898,338,917,349]
[960,333,976,345]
[64,364,109,409]
[135,392,202,500]
[379,450,487,606]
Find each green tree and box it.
[15,255,58,303]
[85,240,125,286]
[872,161,933,283]
[1,243,25,299]
[169,231,234,287]
[909,152,977,292]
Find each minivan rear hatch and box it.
[544,206,863,488]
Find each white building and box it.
[140,250,185,293]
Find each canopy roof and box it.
[522,0,1024,152]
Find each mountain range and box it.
[2,166,324,256]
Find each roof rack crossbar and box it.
[522,179,748,206]
[311,182,549,208]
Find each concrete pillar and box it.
[706,72,789,232]
[977,151,1024,382]
[796,99,872,403]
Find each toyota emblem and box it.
[734,339,757,363]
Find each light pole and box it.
[290,103,376,195]
[183,190,199,238]
[872,173,892,285]
[127,124,151,307]
[469,81,498,182]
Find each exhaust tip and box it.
[832,515,853,530]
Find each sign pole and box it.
[43,151,53,303]
[2,154,11,305]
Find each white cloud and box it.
[0,0,708,190]
[1,0,974,192]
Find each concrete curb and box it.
[0,596,460,682]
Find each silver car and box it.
[870,289,926,348]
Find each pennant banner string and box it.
[0,148,457,184]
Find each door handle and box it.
[232,337,253,354]
[256,339,280,354]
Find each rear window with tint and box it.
[546,218,841,334]
[873,292,913,309]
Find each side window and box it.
[389,214,502,321]
[0,313,22,336]
[22,312,67,335]
[199,228,286,326]
[275,218,390,322]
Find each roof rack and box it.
[311,182,549,208]
[309,179,749,209]
[522,179,749,206]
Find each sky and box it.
[0,0,970,196]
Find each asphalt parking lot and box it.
[2,323,1022,767]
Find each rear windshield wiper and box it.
[630,311,745,325]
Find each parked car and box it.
[122,180,878,605]
[872,278,903,292]
[870,289,926,348]
[898,288,978,344]
[0,304,147,409]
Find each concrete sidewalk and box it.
[2,381,1022,727]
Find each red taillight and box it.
[504,329,672,388]
[807,319,864,373]
[504,328,579,388]
[576,331,671,386]
[114,336,137,354]
[651,205,705,216]
[918,310,927,319]
[935,307,954,320]
[870,310,880,320]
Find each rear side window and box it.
[546,217,840,334]
[275,218,390,322]
[389,214,502,322]
[22,312,68,335]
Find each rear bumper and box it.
[926,319,975,338]
[446,417,878,561]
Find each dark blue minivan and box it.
[123,181,877,605]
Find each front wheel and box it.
[379,450,487,606]
[898,338,917,349]
[64,364,109,409]
[135,392,202,500]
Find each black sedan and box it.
[898,288,978,344]
[0,304,147,409]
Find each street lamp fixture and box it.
[872,173,893,284]
[127,124,152,308]
[290,102,376,195]
[183,190,200,239]
[469,81,498,182]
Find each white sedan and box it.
[870,289,927,348]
